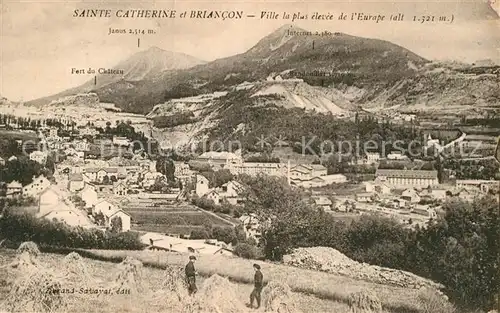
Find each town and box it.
[0,108,498,258]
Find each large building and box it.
[375,169,439,188]
[228,162,288,177]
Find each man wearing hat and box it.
[249,263,263,309]
[185,255,198,295]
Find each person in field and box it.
[185,255,198,295]
[249,263,263,309]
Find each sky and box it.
[1,0,499,101]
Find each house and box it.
[48,127,59,139]
[174,162,192,178]
[6,181,23,198]
[366,152,380,164]
[289,164,328,180]
[112,136,130,147]
[68,173,85,192]
[8,155,17,162]
[103,209,131,232]
[22,175,51,198]
[375,183,391,195]
[205,190,221,204]
[364,181,375,193]
[452,188,476,202]
[291,174,347,188]
[93,199,116,216]
[386,151,408,160]
[455,179,497,194]
[356,193,373,203]
[74,139,90,152]
[38,185,72,216]
[375,169,439,188]
[41,210,92,227]
[196,174,210,197]
[195,151,243,169]
[81,184,98,209]
[29,151,48,164]
[219,181,245,205]
[229,162,288,177]
[313,196,333,211]
[113,181,128,196]
[239,213,261,240]
[79,126,99,137]
[401,188,421,203]
[0,157,5,166]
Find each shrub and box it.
[0,210,144,250]
[234,243,261,260]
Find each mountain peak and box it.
[272,24,308,35]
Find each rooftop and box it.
[376,169,438,179]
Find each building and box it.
[289,164,328,180]
[195,151,243,169]
[41,210,92,227]
[83,168,119,183]
[290,174,347,188]
[229,162,288,177]
[356,193,373,203]
[455,180,497,194]
[401,188,421,203]
[112,136,131,147]
[375,169,439,188]
[313,196,333,211]
[174,162,192,178]
[74,139,90,152]
[6,181,23,198]
[218,181,245,205]
[48,127,59,139]
[0,157,5,166]
[366,152,381,164]
[239,213,261,240]
[113,181,128,196]
[79,126,99,137]
[205,190,221,204]
[196,174,210,197]
[93,199,116,216]
[386,151,408,160]
[22,175,51,198]
[38,185,72,216]
[68,173,85,192]
[81,184,98,209]
[29,151,48,164]
[104,209,131,232]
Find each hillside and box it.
[0,248,452,313]
[31,25,428,114]
[27,47,205,107]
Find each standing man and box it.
[185,255,197,295]
[249,263,263,309]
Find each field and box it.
[125,205,233,235]
[0,248,355,313]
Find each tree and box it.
[110,216,123,233]
[211,226,237,245]
[102,175,110,185]
[156,157,175,182]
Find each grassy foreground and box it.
[0,249,354,313]
[43,247,424,313]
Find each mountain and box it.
[27,47,205,107]
[31,25,428,114]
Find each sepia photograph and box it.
[0,0,499,312]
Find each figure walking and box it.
[185,255,198,295]
[249,263,263,309]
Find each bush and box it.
[0,210,144,250]
[233,243,261,260]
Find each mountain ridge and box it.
[49,25,428,114]
[27,47,205,107]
